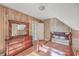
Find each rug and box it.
[27,52,40,56]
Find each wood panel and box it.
[0,6,6,55]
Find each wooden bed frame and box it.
[50,32,72,46]
[37,32,74,56]
[37,40,74,56]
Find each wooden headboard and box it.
[50,32,72,40]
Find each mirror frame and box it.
[8,20,29,39]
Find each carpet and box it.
[27,52,40,56]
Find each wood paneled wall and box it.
[72,30,79,55]
[0,6,5,53]
[50,18,71,33]
[0,5,42,54]
[44,18,71,41]
[44,19,51,41]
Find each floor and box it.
[16,40,47,56]
[16,40,73,56]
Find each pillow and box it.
[55,36,59,39]
[59,36,65,39]
[53,35,60,39]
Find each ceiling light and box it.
[39,5,45,11]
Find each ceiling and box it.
[1,3,79,31]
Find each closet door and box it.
[37,23,44,40]
[32,21,38,41]
[32,21,44,41]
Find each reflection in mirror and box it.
[8,20,29,39]
[12,24,27,36]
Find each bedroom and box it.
[0,3,79,56]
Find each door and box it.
[32,21,38,41]
[32,21,44,41]
[37,23,44,40]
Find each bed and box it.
[37,33,73,56]
[37,40,73,56]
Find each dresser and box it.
[6,36,32,56]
